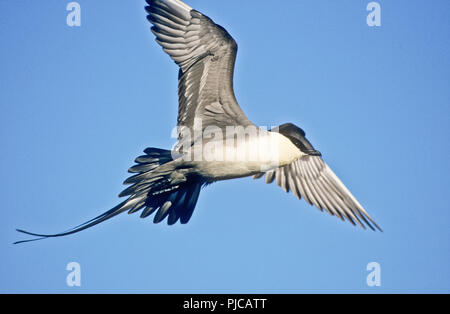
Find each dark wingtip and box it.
[374,223,384,233]
[364,215,383,233]
[363,220,383,232]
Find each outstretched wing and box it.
[253,156,382,231]
[145,0,253,137]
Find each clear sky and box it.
[1,0,449,293]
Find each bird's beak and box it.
[306,150,322,157]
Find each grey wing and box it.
[145,0,253,136]
[254,156,382,231]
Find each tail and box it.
[15,148,203,244]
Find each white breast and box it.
[184,130,304,180]
[210,131,304,172]
[264,132,304,168]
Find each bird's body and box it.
[16,0,380,244]
[179,130,305,180]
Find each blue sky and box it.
[1,0,449,293]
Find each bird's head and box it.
[271,123,322,157]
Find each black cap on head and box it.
[272,123,322,156]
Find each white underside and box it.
[183,131,304,178]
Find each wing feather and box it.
[253,156,382,231]
[146,0,253,143]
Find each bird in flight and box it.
[15,0,381,244]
